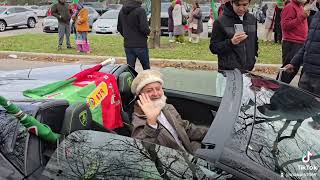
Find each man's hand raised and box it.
[231,32,248,45]
[137,93,161,126]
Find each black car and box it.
[0,64,319,179]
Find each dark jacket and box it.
[168,5,174,33]
[209,3,258,71]
[117,0,150,48]
[51,1,71,24]
[291,12,320,76]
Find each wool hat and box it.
[131,70,164,95]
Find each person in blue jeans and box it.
[117,0,150,70]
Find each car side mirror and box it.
[5,11,9,15]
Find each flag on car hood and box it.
[23,63,123,130]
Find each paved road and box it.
[0,18,44,37]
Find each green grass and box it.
[0,33,282,64]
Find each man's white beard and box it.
[153,95,167,109]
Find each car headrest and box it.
[118,72,134,111]
[60,102,92,136]
[118,71,134,96]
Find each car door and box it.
[3,7,17,26]
[14,7,28,25]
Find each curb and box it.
[0,51,283,74]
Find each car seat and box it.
[25,100,93,174]
[116,71,136,136]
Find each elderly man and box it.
[130,70,208,154]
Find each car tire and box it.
[27,18,36,28]
[0,21,6,32]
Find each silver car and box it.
[0,6,38,32]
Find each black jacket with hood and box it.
[117,0,150,48]
[291,12,320,76]
[209,2,258,71]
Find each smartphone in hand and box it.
[234,24,244,33]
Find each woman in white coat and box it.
[172,0,188,43]
[264,3,276,42]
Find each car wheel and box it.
[0,21,6,32]
[27,18,36,28]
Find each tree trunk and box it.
[148,0,161,49]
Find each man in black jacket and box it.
[117,0,150,70]
[285,11,320,129]
[51,0,72,50]
[209,0,258,71]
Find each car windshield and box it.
[225,73,320,179]
[0,7,6,13]
[100,11,119,19]
[160,68,226,97]
[42,130,234,179]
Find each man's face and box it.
[140,82,164,101]
[232,0,250,16]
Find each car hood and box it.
[94,18,117,27]
[42,130,217,179]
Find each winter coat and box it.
[51,2,72,24]
[117,0,150,48]
[264,4,275,30]
[209,3,258,71]
[291,12,320,76]
[189,7,203,34]
[76,8,89,32]
[168,5,174,32]
[172,4,188,27]
[131,103,208,154]
[281,0,308,43]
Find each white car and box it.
[92,10,119,34]
[0,6,38,32]
[26,5,47,17]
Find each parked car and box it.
[83,1,107,15]
[92,10,119,34]
[42,7,99,33]
[148,2,190,36]
[0,63,319,179]
[106,3,122,11]
[26,5,48,17]
[200,4,210,22]
[0,6,38,32]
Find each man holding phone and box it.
[209,0,258,71]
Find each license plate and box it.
[100,28,107,32]
[50,27,55,30]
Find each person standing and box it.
[172,0,188,43]
[75,3,90,54]
[279,0,309,83]
[284,11,320,129]
[188,2,203,43]
[117,0,150,70]
[209,0,258,71]
[51,0,72,50]
[273,0,283,44]
[168,1,175,43]
[264,2,276,42]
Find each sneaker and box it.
[169,39,175,43]
[67,46,73,49]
